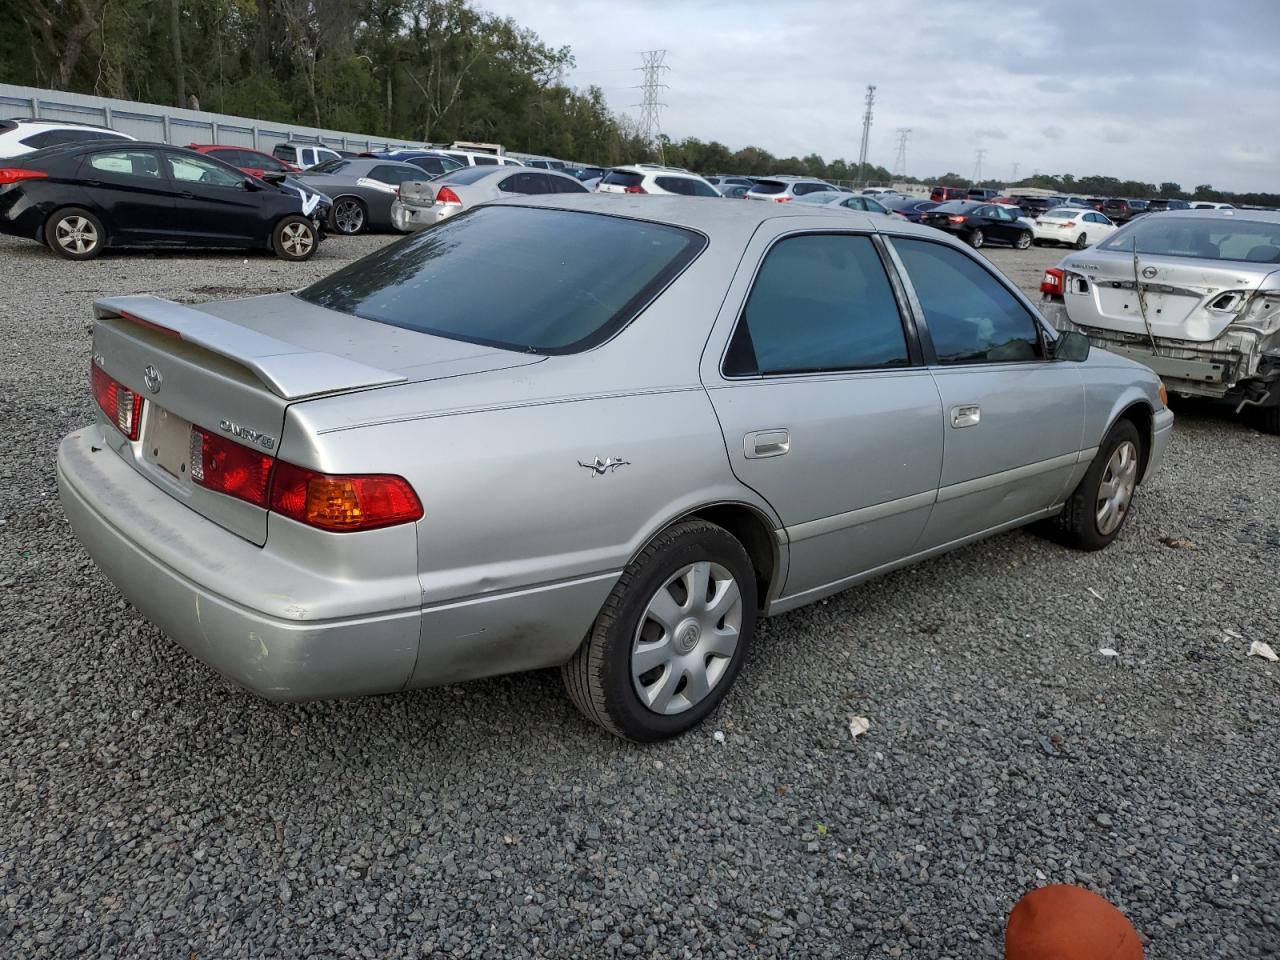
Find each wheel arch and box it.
[627,500,785,613]
[1110,399,1155,482]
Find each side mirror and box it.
[1052,329,1091,362]
[260,171,287,185]
[242,177,263,191]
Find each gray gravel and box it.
[1,232,1277,959]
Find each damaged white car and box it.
[1040,209,1280,433]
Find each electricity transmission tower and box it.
[856,85,876,184]
[635,50,669,162]
[972,148,987,185]
[892,128,911,179]
[1010,161,1020,183]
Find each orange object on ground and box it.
[1006,885,1143,960]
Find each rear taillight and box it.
[947,215,966,224]
[436,186,462,205]
[1041,267,1065,297]
[91,362,144,440]
[773,195,792,202]
[190,426,273,508]
[1061,220,1077,228]
[623,185,646,194]
[270,461,422,532]
[0,168,48,185]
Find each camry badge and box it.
[143,364,162,394]
[578,456,630,476]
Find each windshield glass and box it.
[1099,216,1280,262]
[297,206,706,354]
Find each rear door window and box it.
[500,172,545,194]
[297,206,705,354]
[655,176,718,197]
[724,234,910,376]
[545,175,588,194]
[88,149,164,179]
[369,164,417,185]
[892,238,1043,364]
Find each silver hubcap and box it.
[972,231,983,247]
[631,561,742,716]
[334,200,363,233]
[55,216,97,254]
[1018,233,1030,248]
[281,222,314,256]
[1096,440,1139,535]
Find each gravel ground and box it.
[1,230,1277,959]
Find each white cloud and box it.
[478,0,1280,191]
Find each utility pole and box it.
[892,128,911,179]
[972,148,986,185]
[856,84,876,185]
[634,50,669,163]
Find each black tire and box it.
[562,520,758,741]
[969,228,985,249]
[330,196,367,235]
[1042,419,1143,551]
[271,215,318,261]
[1245,403,1280,436]
[1032,238,1044,247]
[1074,232,1089,249]
[44,207,105,260]
[1015,230,1033,250]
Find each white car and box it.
[596,164,720,197]
[1032,206,1118,248]
[746,175,840,203]
[0,118,134,159]
[437,149,523,168]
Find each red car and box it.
[186,144,298,179]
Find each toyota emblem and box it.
[143,364,162,394]
[1141,266,1158,279]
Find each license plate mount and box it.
[142,404,193,481]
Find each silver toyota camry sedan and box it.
[58,195,1173,741]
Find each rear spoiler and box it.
[94,295,406,401]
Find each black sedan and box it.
[294,158,428,235]
[919,200,1033,249]
[0,141,330,260]
[881,197,940,222]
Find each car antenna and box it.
[1132,235,1158,357]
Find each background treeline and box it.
[3,1,1273,204]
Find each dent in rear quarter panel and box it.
[284,387,776,687]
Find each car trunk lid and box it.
[91,294,541,544]
[1061,254,1280,342]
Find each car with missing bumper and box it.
[58,195,1172,741]
[1040,208,1280,433]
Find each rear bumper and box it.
[58,426,616,701]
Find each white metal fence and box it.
[0,83,422,156]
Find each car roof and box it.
[493,193,964,243]
[2,117,116,130]
[1131,207,1280,224]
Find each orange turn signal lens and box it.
[1158,383,1168,407]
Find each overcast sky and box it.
[479,0,1279,192]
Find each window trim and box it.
[718,229,924,381]
[881,234,1057,368]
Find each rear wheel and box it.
[1246,402,1280,435]
[969,228,985,249]
[272,215,318,261]
[1074,232,1089,249]
[45,207,105,260]
[562,520,757,741]
[331,197,367,235]
[1015,230,1032,250]
[1042,419,1142,550]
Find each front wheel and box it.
[1041,419,1142,550]
[45,207,105,260]
[1245,403,1280,436]
[562,520,757,741]
[1015,230,1032,250]
[969,228,985,249]
[272,215,318,261]
[331,197,367,235]
[1074,232,1089,249]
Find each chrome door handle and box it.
[745,429,790,459]
[950,405,981,428]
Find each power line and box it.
[634,50,669,162]
[856,85,876,184]
[972,148,987,184]
[892,128,912,179]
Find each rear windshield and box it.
[296,206,706,354]
[932,200,972,213]
[439,165,498,185]
[751,180,787,195]
[1042,209,1081,219]
[310,158,348,174]
[601,170,644,187]
[1099,217,1280,263]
